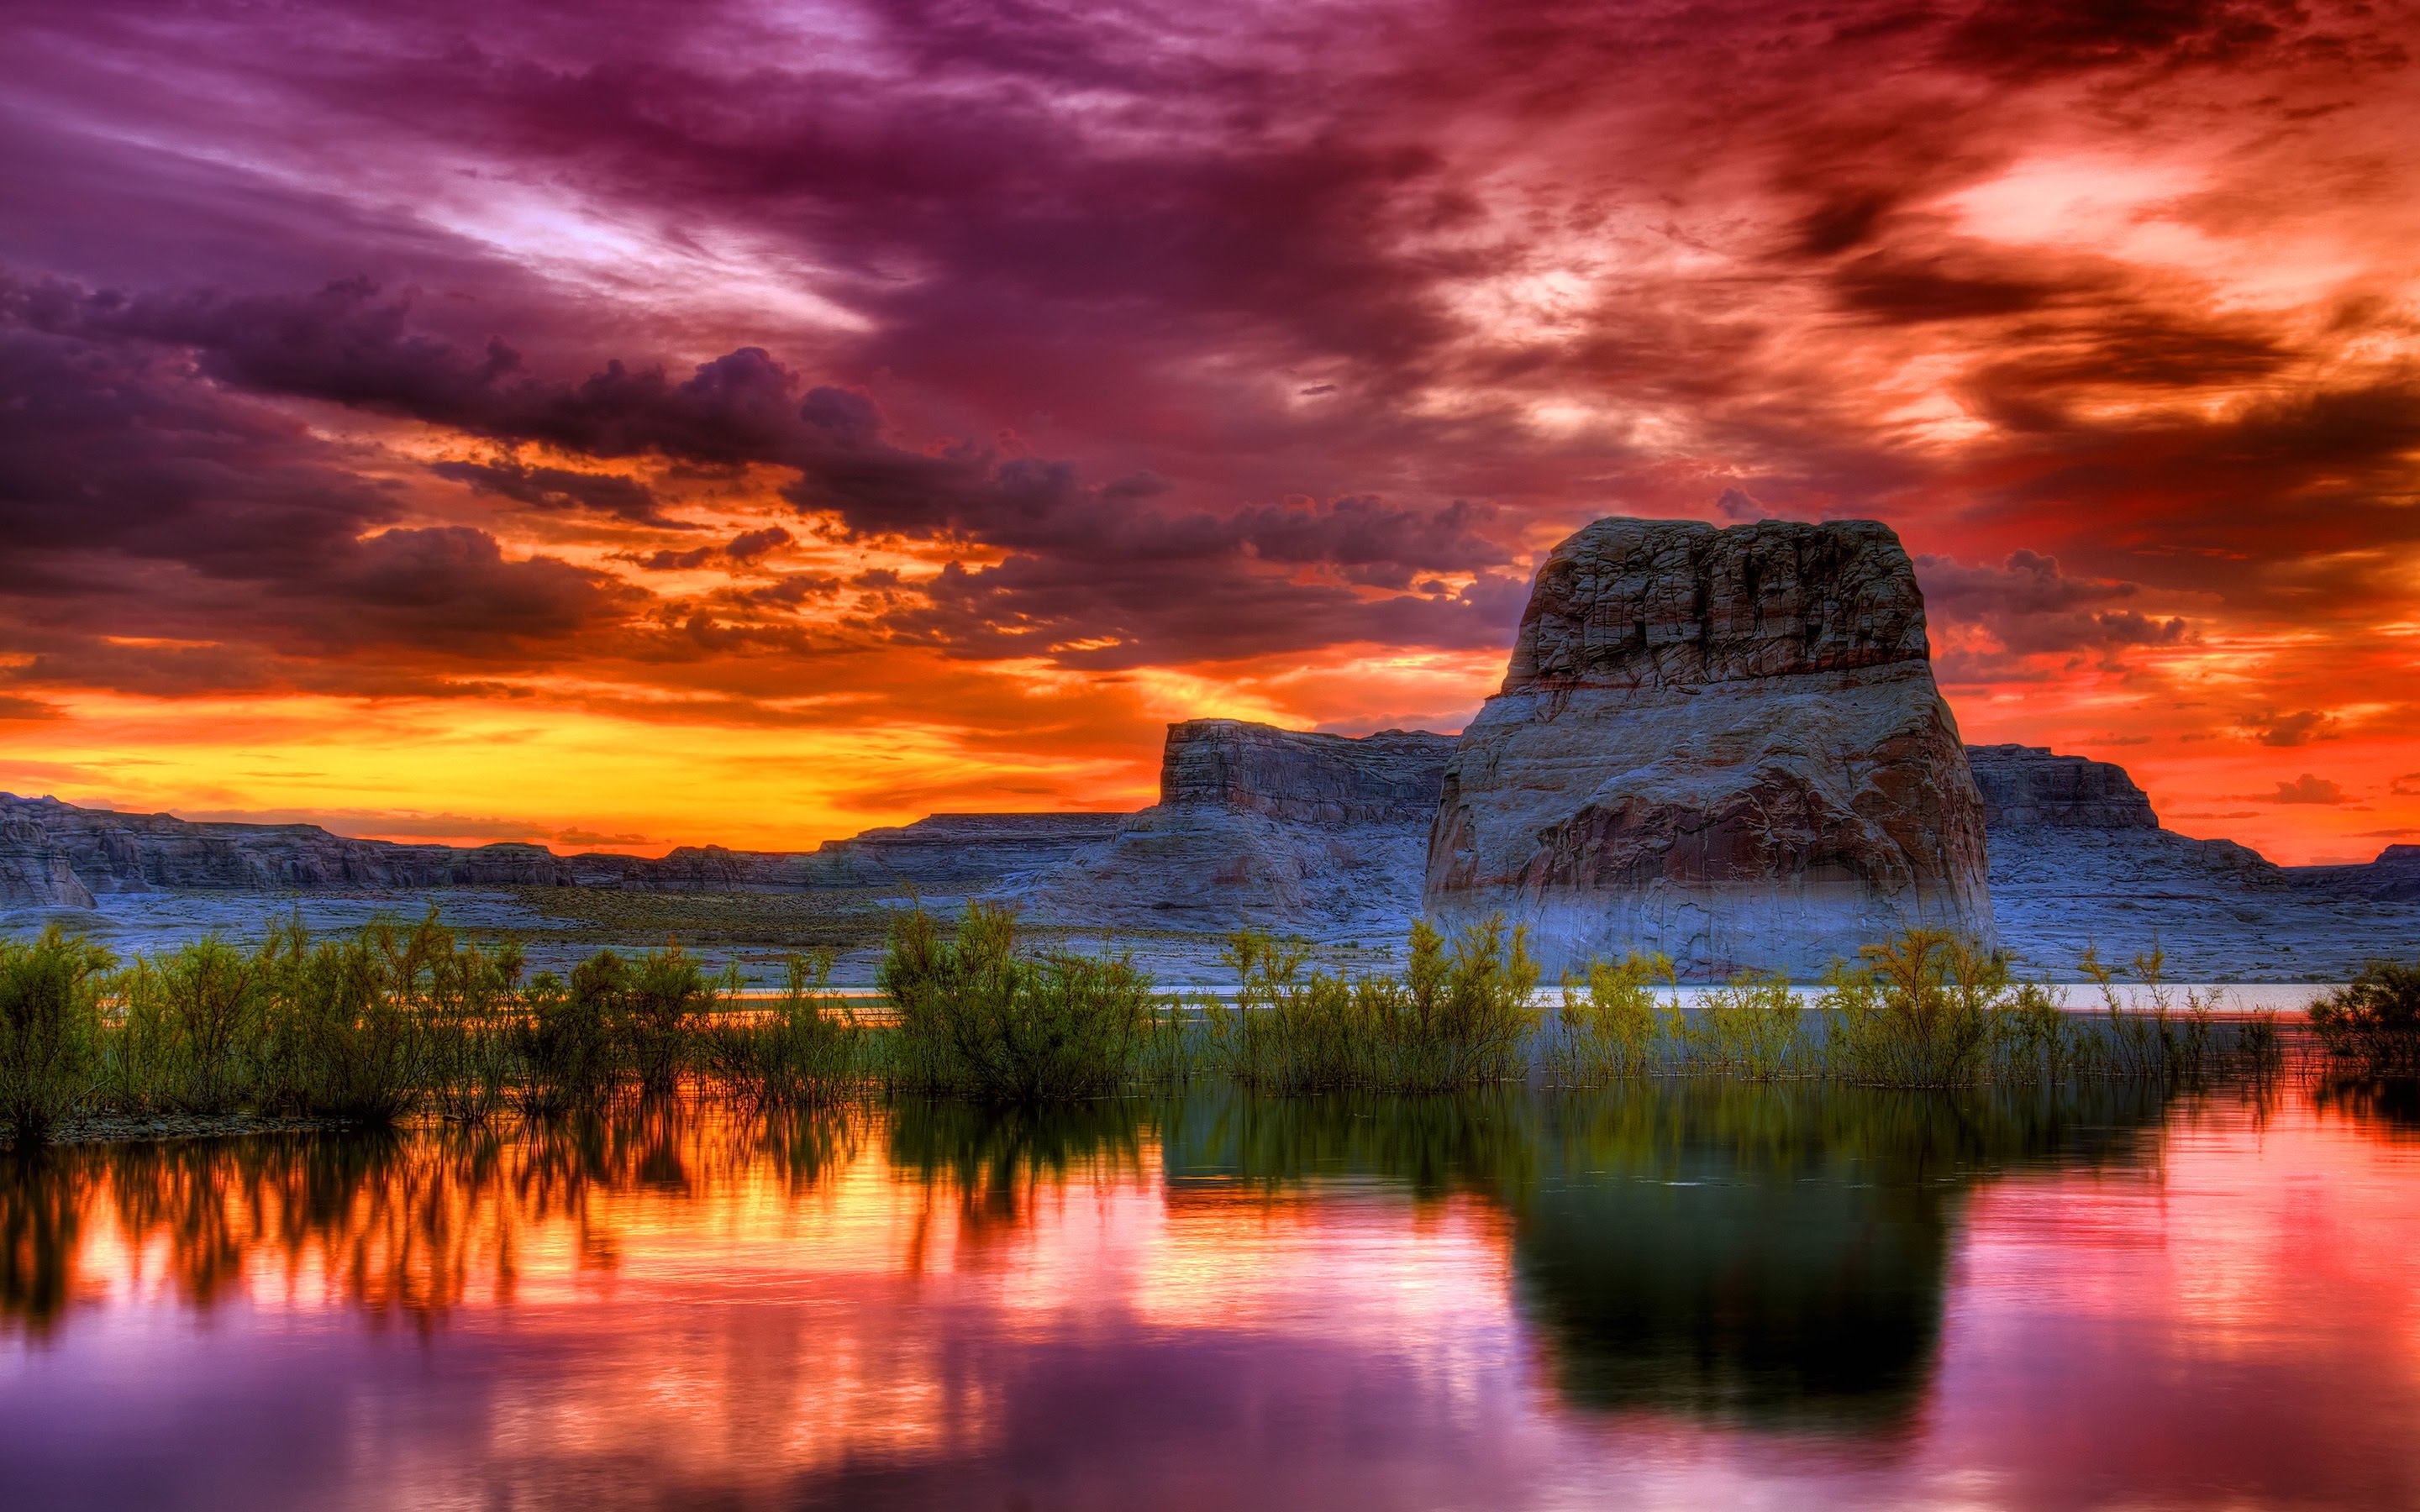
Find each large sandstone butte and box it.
[1019,719,1455,932]
[1424,517,1991,975]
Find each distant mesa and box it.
[1424,517,1992,976]
[1965,744,2158,831]
[1018,719,1455,933]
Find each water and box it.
[4,1079,2417,1509]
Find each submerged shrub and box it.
[705,951,862,1106]
[1684,972,1810,1080]
[110,936,271,1113]
[2079,945,2217,1082]
[2310,959,2420,1072]
[1549,952,1676,1084]
[518,958,619,1112]
[1209,916,1539,1094]
[880,904,1154,1102]
[384,913,524,1123]
[0,928,113,1142]
[1820,929,2008,1088]
[253,921,421,1125]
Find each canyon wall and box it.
[1423,517,1992,975]
[1018,720,1455,934]
[0,794,1123,908]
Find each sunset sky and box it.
[3,0,2417,864]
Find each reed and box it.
[878,903,1155,1102]
[1207,916,1539,1093]
[702,951,863,1106]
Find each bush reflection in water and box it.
[3,1078,2179,1435]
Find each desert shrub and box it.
[1548,952,1676,1084]
[879,904,1154,1102]
[1684,972,1810,1080]
[2309,959,2420,1072]
[252,921,420,1125]
[382,912,524,1123]
[1988,980,2084,1084]
[704,951,863,1106]
[1819,929,2008,1088]
[108,936,271,1113]
[2078,945,2217,1082]
[1208,916,1539,1094]
[620,946,715,1095]
[0,928,113,1142]
[517,958,619,1112]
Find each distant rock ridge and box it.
[1965,745,2158,830]
[1424,517,1993,975]
[2291,843,2420,904]
[1018,720,1455,932]
[0,794,1124,908]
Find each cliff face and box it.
[0,815,94,908]
[1017,721,1455,933]
[1965,745,2158,830]
[1160,721,1457,825]
[1425,517,1992,975]
[0,795,1125,904]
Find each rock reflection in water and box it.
[1156,1082,2167,1431]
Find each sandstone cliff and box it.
[1424,517,1992,975]
[0,815,95,909]
[1966,744,2158,830]
[0,794,1124,905]
[1018,720,1455,933]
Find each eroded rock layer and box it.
[1424,517,1991,975]
[0,794,1124,906]
[1019,720,1455,933]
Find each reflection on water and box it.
[3,1077,2416,1509]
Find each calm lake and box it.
[5,1078,2417,1509]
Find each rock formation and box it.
[1962,744,2420,977]
[0,815,95,909]
[1966,744,2158,830]
[0,793,1127,906]
[2291,844,2420,905]
[1424,517,1992,976]
[1018,720,1455,933]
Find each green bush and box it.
[0,929,113,1142]
[109,936,271,1113]
[252,921,421,1125]
[2310,959,2420,1071]
[1819,929,2007,1088]
[1549,952,1675,1084]
[879,904,1154,1102]
[381,913,524,1123]
[704,951,863,1106]
[1208,916,1539,1094]
[1685,972,1810,1080]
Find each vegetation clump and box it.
[0,928,113,1143]
[2309,959,2420,1072]
[879,903,1155,1102]
[1207,916,1539,1093]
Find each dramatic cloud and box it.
[2268,774,2347,805]
[0,0,2412,858]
